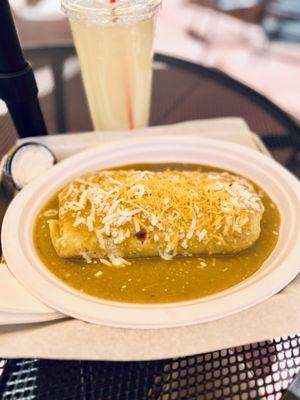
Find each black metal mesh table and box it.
[0,50,299,400]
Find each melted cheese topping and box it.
[57,170,264,264]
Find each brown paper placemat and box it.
[0,283,299,361]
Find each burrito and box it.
[48,169,264,265]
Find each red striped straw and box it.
[110,0,134,129]
[110,0,116,16]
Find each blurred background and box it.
[7,0,300,122]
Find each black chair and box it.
[263,0,300,42]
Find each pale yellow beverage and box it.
[62,1,161,131]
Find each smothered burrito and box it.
[48,169,264,266]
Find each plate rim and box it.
[2,135,300,329]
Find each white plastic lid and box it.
[10,144,56,190]
[62,0,161,23]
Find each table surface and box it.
[0,50,300,400]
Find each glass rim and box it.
[61,0,162,20]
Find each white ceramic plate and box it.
[2,136,300,329]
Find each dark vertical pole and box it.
[0,0,48,138]
[52,59,67,133]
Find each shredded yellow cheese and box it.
[58,169,264,264]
